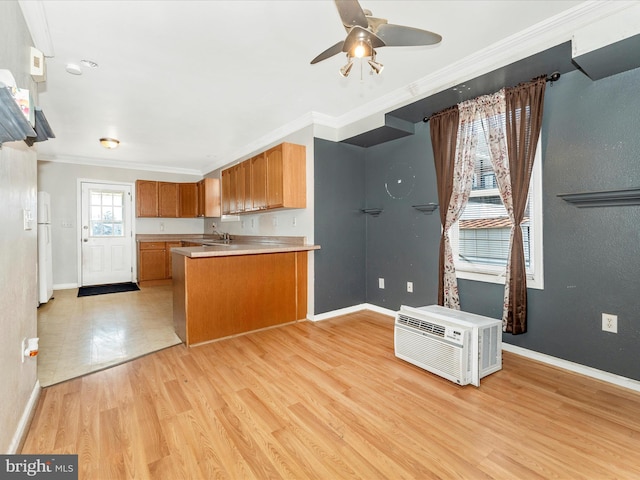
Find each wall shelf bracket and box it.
[557,188,640,207]
[412,203,439,214]
[361,208,383,217]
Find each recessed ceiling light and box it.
[65,63,82,75]
[99,137,120,149]
[81,59,99,69]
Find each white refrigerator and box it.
[37,191,53,305]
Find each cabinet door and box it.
[235,164,245,213]
[196,180,205,217]
[242,161,252,212]
[268,143,306,209]
[251,153,267,210]
[200,177,220,218]
[139,243,166,281]
[266,145,284,208]
[136,180,158,217]
[179,183,198,217]
[165,241,182,278]
[158,182,179,217]
[229,165,238,213]
[221,169,231,215]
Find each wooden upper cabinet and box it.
[242,161,252,213]
[221,170,231,215]
[235,163,246,213]
[229,165,239,214]
[136,180,159,217]
[197,178,220,218]
[178,182,198,217]
[267,143,306,209]
[251,153,268,211]
[219,142,305,215]
[158,182,179,217]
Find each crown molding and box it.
[37,154,201,176]
[18,1,54,57]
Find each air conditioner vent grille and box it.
[398,314,445,337]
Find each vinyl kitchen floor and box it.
[37,285,181,387]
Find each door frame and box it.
[76,178,137,286]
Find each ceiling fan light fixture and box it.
[353,42,366,58]
[339,60,354,77]
[99,137,120,149]
[368,59,384,75]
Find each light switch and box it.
[23,209,33,230]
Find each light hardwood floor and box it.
[23,310,640,479]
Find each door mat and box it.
[77,282,140,297]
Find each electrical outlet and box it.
[292,216,297,227]
[407,282,413,293]
[602,313,617,333]
[378,278,385,289]
[159,222,165,232]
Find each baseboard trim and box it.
[53,283,78,290]
[8,380,41,454]
[310,303,395,321]
[502,343,640,393]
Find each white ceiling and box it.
[21,1,617,175]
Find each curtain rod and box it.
[422,72,561,123]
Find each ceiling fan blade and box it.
[335,0,368,29]
[310,41,346,64]
[342,25,385,55]
[376,23,442,46]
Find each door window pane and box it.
[89,189,125,237]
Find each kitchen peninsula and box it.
[170,236,319,346]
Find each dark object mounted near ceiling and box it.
[311,0,442,77]
[0,83,54,147]
[0,83,36,145]
[24,107,56,147]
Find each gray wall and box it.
[314,66,640,381]
[314,139,366,313]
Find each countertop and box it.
[137,234,320,258]
[171,243,320,258]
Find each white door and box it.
[80,182,133,286]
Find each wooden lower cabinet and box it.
[138,241,182,286]
[172,251,307,346]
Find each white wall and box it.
[0,1,40,453]
[37,161,204,287]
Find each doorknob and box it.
[83,239,88,242]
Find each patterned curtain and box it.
[430,107,459,306]
[502,76,546,334]
[438,99,481,309]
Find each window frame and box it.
[449,136,544,290]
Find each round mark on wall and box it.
[385,162,415,199]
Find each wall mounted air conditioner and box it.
[394,304,502,386]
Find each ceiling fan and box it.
[311,0,442,77]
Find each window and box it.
[450,118,544,289]
[90,189,125,237]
